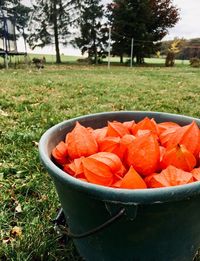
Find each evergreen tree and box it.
[73,0,108,64]
[28,0,80,63]
[107,0,179,64]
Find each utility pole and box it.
[108,26,111,69]
[5,53,8,69]
[130,38,134,67]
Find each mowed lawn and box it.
[1,62,200,261]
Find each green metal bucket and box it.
[39,111,200,261]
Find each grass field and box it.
[0,53,189,67]
[1,61,200,260]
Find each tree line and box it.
[161,38,200,60]
[1,0,180,64]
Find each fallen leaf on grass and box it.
[15,203,22,213]
[38,194,48,202]
[32,141,39,147]
[10,226,22,238]
[0,109,8,117]
[2,237,15,244]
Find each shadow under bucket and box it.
[39,111,200,261]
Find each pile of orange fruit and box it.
[52,117,200,189]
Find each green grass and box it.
[1,61,200,260]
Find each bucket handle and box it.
[53,208,125,239]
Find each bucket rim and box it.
[39,111,200,204]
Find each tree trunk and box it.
[94,46,98,65]
[93,35,98,64]
[53,0,61,64]
[136,55,140,64]
[120,54,123,63]
[136,52,143,64]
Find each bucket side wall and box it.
[53,177,200,261]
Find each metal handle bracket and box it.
[53,207,125,239]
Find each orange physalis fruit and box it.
[144,174,155,188]
[157,146,166,172]
[135,129,159,141]
[166,121,200,155]
[131,117,158,136]
[93,127,108,143]
[126,133,160,176]
[120,166,147,189]
[148,165,193,188]
[63,162,75,176]
[89,152,125,178]
[120,134,135,145]
[157,121,180,135]
[52,141,68,165]
[159,146,166,162]
[82,152,125,186]
[98,136,122,158]
[146,173,170,188]
[119,134,136,161]
[191,168,200,181]
[107,121,130,137]
[52,117,200,189]
[161,144,196,172]
[159,126,180,147]
[66,122,98,159]
[135,129,151,136]
[73,157,84,175]
[112,179,122,188]
[87,127,94,133]
[122,120,135,131]
[162,165,194,186]
[63,157,84,177]
[197,152,200,166]
[82,157,114,186]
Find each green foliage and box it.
[179,38,200,60]
[107,0,179,64]
[161,38,200,60]
[190,57,200,68]
[73,0,108,64]
[28,0,81,63]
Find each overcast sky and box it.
[21,0,200,55]
[166,0,200,40]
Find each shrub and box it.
[190,57,200,68]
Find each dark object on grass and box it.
[53,208,69,245]
[77,57,91,64]
[32,56,46,69]
[190,58,200,68]
[39,111,200,261]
